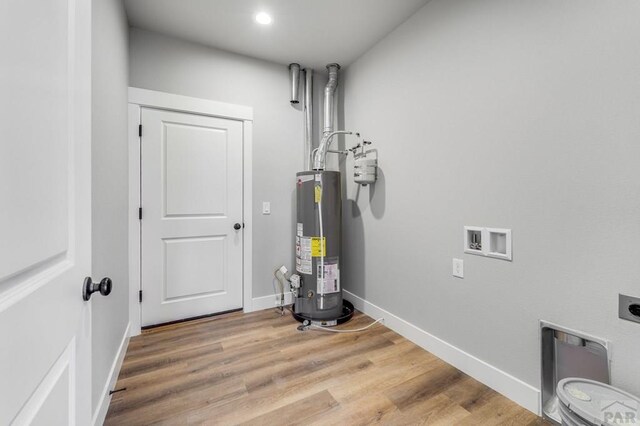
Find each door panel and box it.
[0,0,91,424]
[164,236,226,300]
[0,0,70,280]
[13,341,74,426]
[164,123,228,216]
[141,108,243,326]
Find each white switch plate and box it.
[452,258,464,278]
[262,202,271,215]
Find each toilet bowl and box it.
[557,378,639,426]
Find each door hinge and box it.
[138,207,142,220]
[138,124,142,137]
[139,290,143,303]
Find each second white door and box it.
[141,107,244,327]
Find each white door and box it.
[0,0,92,424]
[141,108,244,327]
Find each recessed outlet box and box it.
[463,226,512,261]
[619,294,640,324]
[464,226,484,256]
[487,228,512,261]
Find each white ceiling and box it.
[124,0,429,70]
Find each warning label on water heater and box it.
[317,258,340,294]
[296,236,328,275]
[310,237,326,257]
[296,236,312,275]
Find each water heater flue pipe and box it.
[323,63,340,133]
[288,63,301,104]
[313,63,359,170]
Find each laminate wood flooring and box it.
[105,309,547,425]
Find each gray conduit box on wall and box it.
[540,321,610,424]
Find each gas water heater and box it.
[294,171,343,321]
[284,62,376,326]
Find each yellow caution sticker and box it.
[314,185,322,203]
[311,237,326,257]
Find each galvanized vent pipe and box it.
[323,63,340,134]
[303,68,313,170]
[288,63,301,104]
[313,64,341,170]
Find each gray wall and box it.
[341,0,640,396]
[91,0,130,414]
[128,28,326,299]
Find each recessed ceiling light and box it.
[255,12,272,25]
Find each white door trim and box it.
[127,87,253,336]
[129,87,253,121]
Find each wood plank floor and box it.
[105,309,547,425]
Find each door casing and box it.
[127,87,253,336]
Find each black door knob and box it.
[233,223,242,230]
[83,277,113,301]
[629,304,640,318]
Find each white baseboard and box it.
[343,290,540,415]
[248,292,293,313]
[92,322,131,426]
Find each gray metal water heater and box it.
[295,171,343,320]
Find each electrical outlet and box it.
[452,258,464,278]
[262,201,271,215]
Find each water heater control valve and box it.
[289,274,301,289]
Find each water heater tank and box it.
[294,171,343,320]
